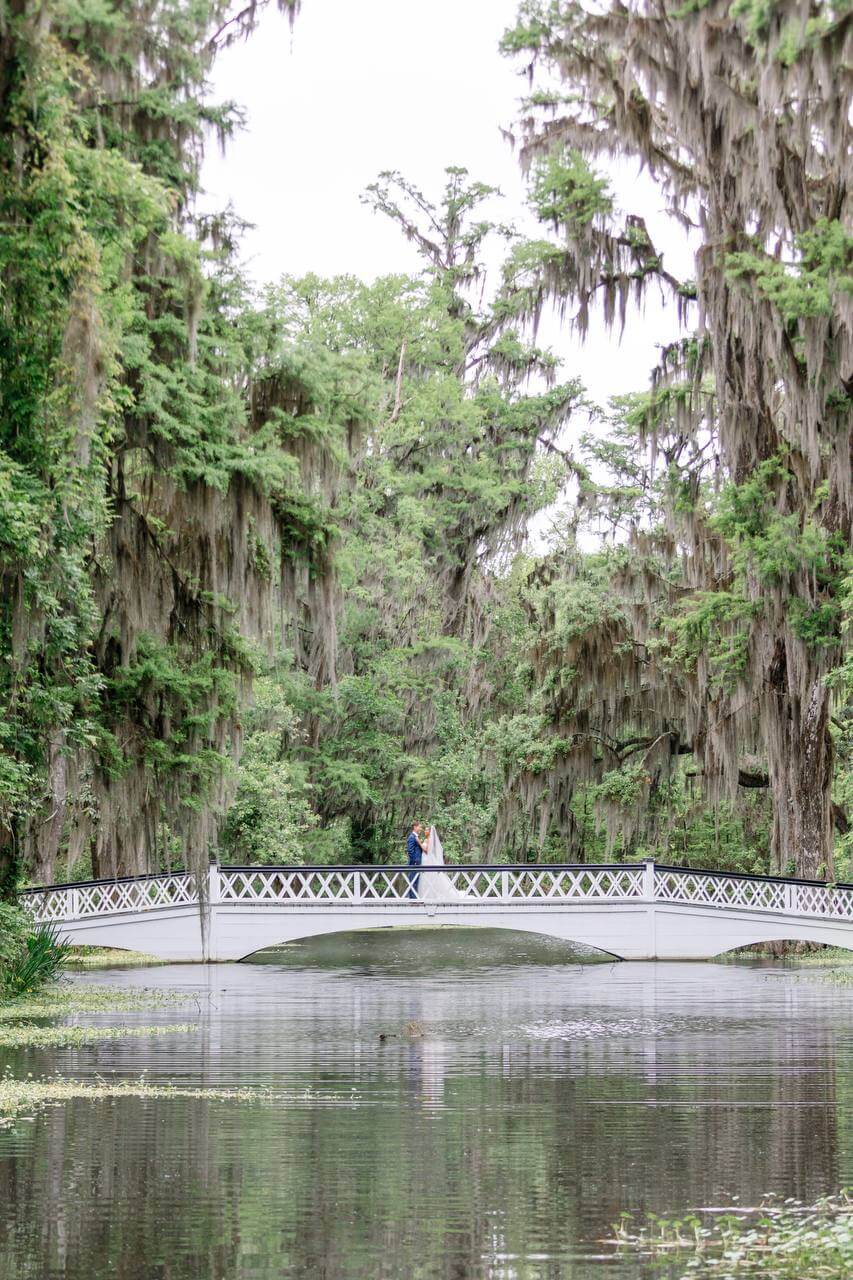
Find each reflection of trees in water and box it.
[0,1098,237,1279]
[839,1052,853,1185]
[0,961,849,1278]
[0,1048,844,1279]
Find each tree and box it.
[216,168,585,865]
[500,0,852,876]
[280,170,583,858]
[0,1,329,891]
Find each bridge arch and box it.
[709,934,853,961]
[234,919,623,963]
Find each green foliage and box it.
[498,0,852,881]
[0,904,28,982]
[729,0,782,45]
[726,220,853,331]
[218,169,583,867]
[0,906,69,997]
[219,675,316,864]
[107,634,238,776]
[0,1,344,878]
[615,1192,852,1278]
[588,763,650,809]
[1,922,70,997]
[667,591,757,690]
[703,458,848,653]
[3,2,848,887]
[219,736,316,865]
[528,150,613,229]
[729,0,843,56]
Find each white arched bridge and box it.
[21,861,853,962]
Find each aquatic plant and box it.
[0,1023,197,1050]
[64,947,168,969]
[613,1193,853,1276]
[0,906,70,997]
[1,923,70,996]
[0,983,193,1021]
[0,1071,266,1128]
[799,967,853,987]
[0,1070,355,1129]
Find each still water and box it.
[1,928,852,1279]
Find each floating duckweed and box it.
[0,1072,361,1127]
[0,1074,268,1127]
[65,948,170,970]
[0,983,194,1021]
[0,1023,198,1049]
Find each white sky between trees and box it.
[202,0,694,541]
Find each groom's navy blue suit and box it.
[405,830,422,899]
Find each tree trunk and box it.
[765,676,833,880]
[0,828,19,900]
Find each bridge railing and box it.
[20,861,853,922]
[22,871,198,923]
[216,862,647,905]
[655,865,853,920]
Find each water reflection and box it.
[1,928,851,1279]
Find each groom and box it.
[405,821,424,899]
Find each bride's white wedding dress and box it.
[419,827,467,902]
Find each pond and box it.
[1,928,851,1278]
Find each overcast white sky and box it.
[202,0,691,420]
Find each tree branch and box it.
[388,340,406,425]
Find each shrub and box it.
[0,905,69,997]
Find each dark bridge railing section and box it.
[20,861,853,924]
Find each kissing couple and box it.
[405,822,465,902]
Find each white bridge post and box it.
[643,858,657,959]
[205,857,222,962]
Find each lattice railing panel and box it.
[22,891,65,924]
[504,867,646,901]
[220,869,362,903]
[359,869,419,902]
[793,883,853,919]
[655,870,786,912]
[24,874,197,923]
[655,869,853,919]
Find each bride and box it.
[419,826,467,902]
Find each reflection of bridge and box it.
[22,861,853,962]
